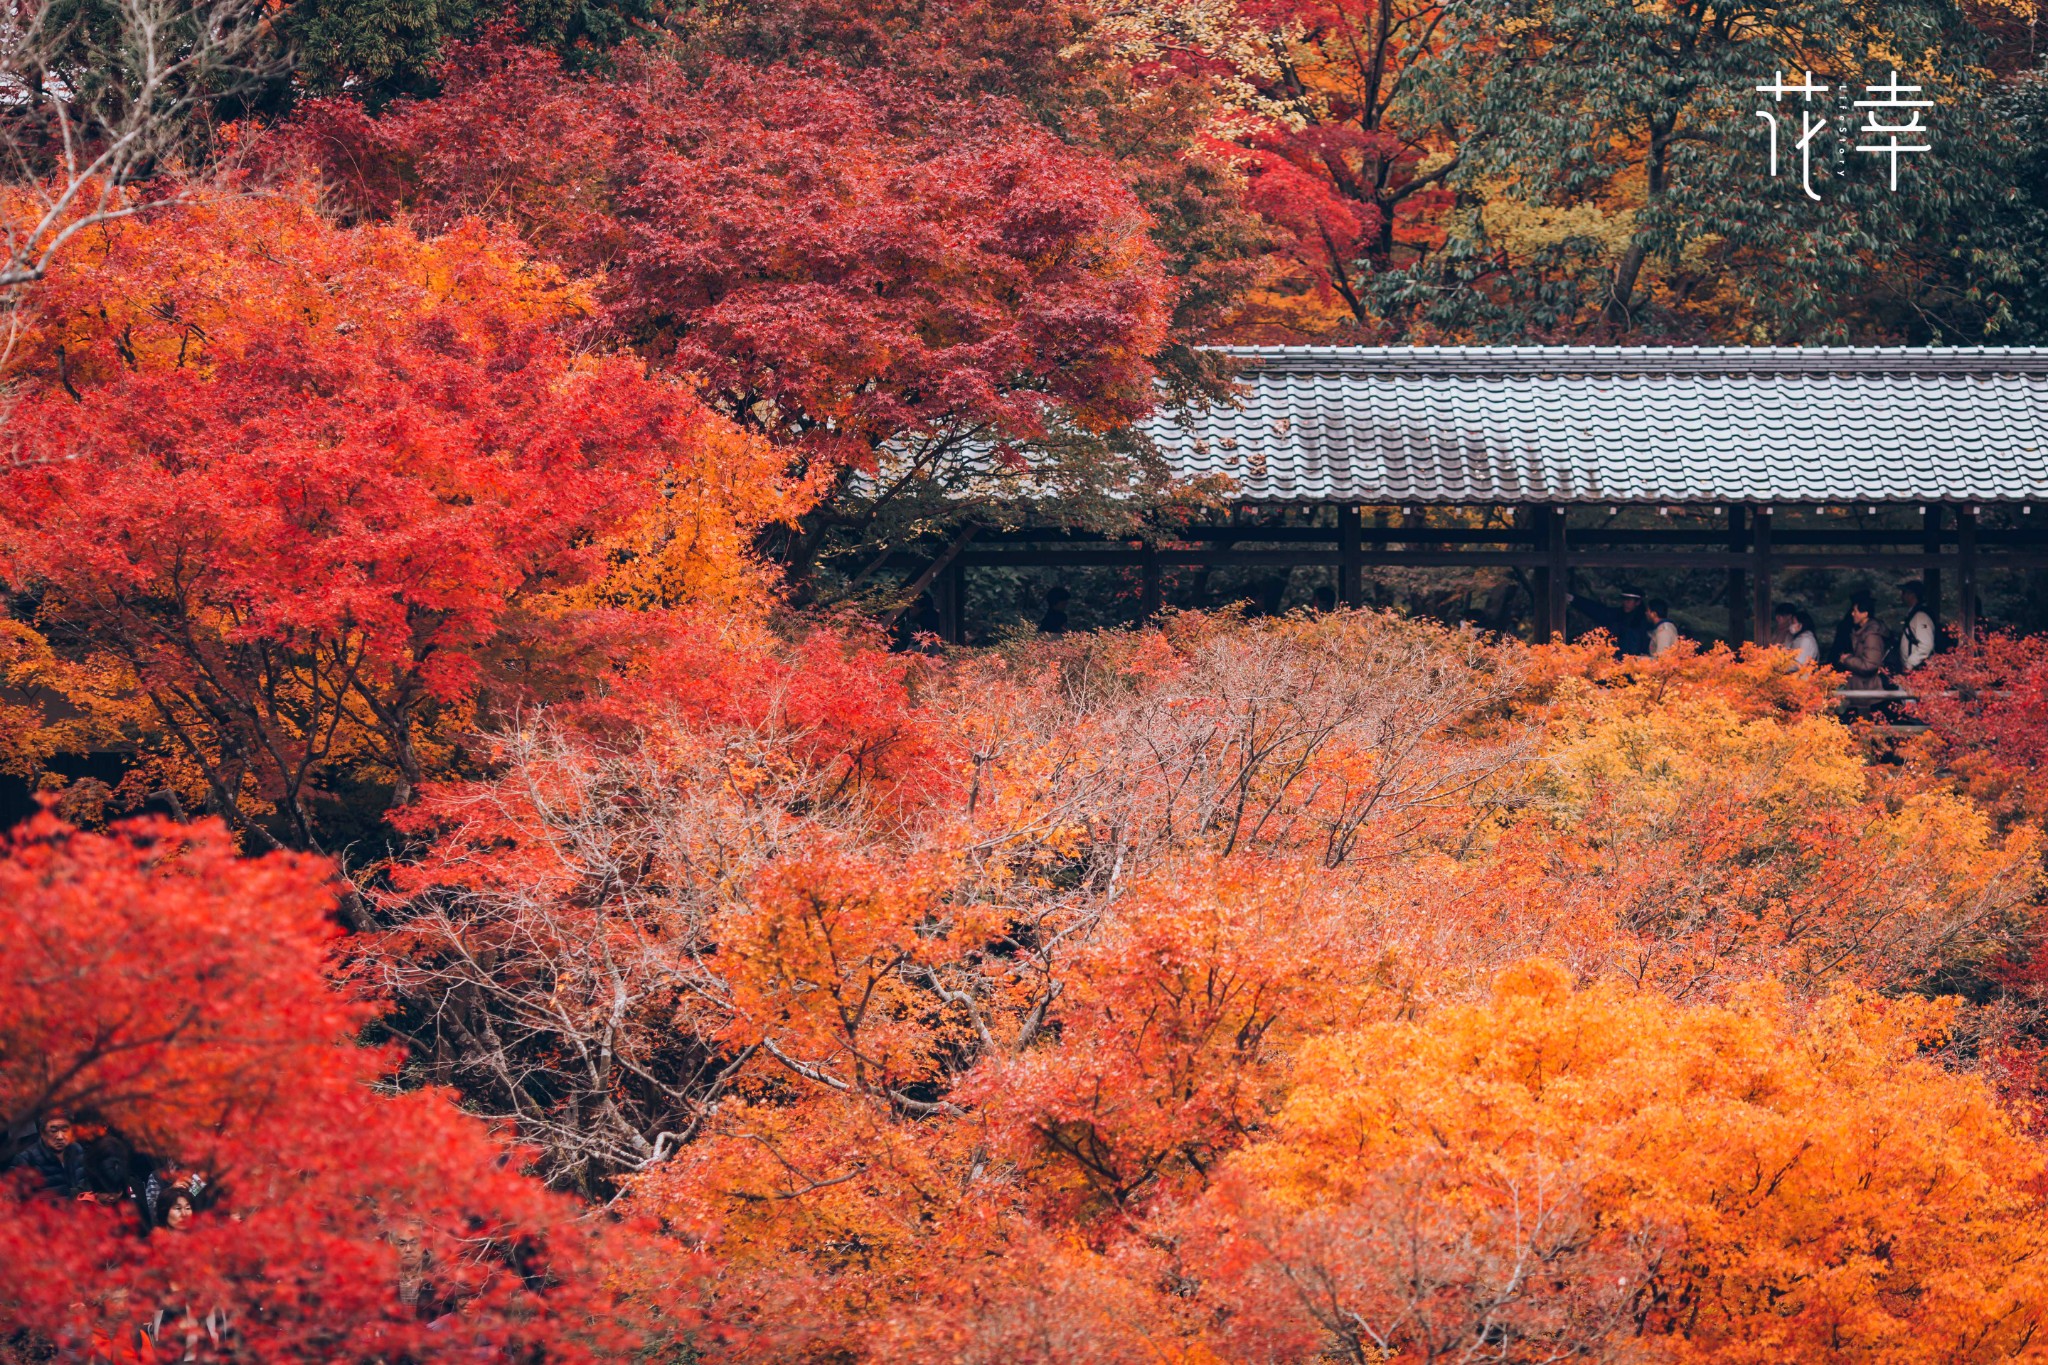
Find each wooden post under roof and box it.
[1750,506,1774,644]
[1959,507,1979,642]
[1542,507,1568,641]
[1139,541,1162,622]
[1727,505,1751,642]
[1923,504,1944,627]
[1338,503,1362,606]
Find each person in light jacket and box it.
[1644,598,1680,657]
[1897,581,1936,672]
[1789,609,1820,666]
[1771,603,1820,665]
[1838,591,1888,689]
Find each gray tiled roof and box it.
[1144,347,2048,504]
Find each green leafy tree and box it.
[282,0,668,104]
[1373,0,2006,341]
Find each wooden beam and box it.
[1923,504,1943,628]
[880,524,979,627]
[1139,541,1162,622]
[945,560,966,644]
[959,548,1546,568]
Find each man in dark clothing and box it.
[1838,590,1888,689]
[10,1113,88,1198]
[1037,585,1071,634]
[1830,608,1856,666]
[1569,588,1652,656]
[891,592,945,653]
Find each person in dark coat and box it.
[1569,587,1652,655]
[9,1113,89,1198]
[1037,585,1071,634]
[1830,607,1856,666]
[82,1124,142,1203]
[891,592,945,653]
[1838,590,1888,689]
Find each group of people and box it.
[1572,580,1940,687]
[1769,580,1939,688]
[1569,589,1684,657]
[6,1113,214,1362]
[7,1112,203,1233]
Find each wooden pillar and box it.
[1139,541,1162,623]
[1922,504,1943,625]
[1535,506,1568,642]
[1727,505,1751,643]
[1338,503,1362,606]
[945,560,967,644]
[1958,506,1978,643]
[1750,506,1774,643]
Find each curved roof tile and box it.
[1145,347,2048,503]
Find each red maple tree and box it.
[0,186,802,850]
[0,811,676,1362]
[293,37,1174,475]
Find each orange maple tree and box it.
[357,611,2048,1362]
[1190,962,2048,1363]
[0,182,806,850]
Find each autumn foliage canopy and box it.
[295,37,1173,467]
[4,5,2048,1362]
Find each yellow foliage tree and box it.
[1197,961,2048,1363]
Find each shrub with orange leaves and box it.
[966,859,1365,1214]
[352,609,2048,1363]
[1187,962,2048,1364]
[1425,638,2048,1002]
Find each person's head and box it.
[1645,598,1669,624]
[1045,585,1071,608]
[390,1219,429,1273]
[1796,609,1816,634]
[1619,589,1645,613]
[1312,585,1337,612]
[1899,581,1925,609]
[158,1187,195,1231]
[1850,590,1875,623]
[1773,602,1799,627]
[37,1114,73,1152]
